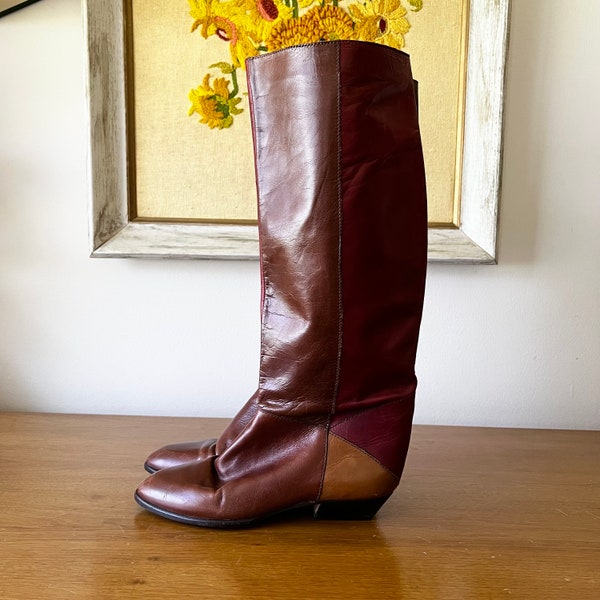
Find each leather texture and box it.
[144,395,258,472]
[320,434,399,501]
[143,437,217,473]
[136,40,427,526]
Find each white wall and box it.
[1,0,598,429]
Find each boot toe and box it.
[144,438,217,473]
[135,460,219,522]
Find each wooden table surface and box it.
[0,412,598,599]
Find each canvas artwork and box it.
[129,0,467,226]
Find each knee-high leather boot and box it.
[135,40,427,527]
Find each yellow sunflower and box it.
[231,0,294,48]
[304,5,355,42]
[348,0,411,49]
[189,0,243,38]
[224,20,261,67]
[265,13,324,51]
[188,73,243,129]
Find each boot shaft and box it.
[247,41,427,425]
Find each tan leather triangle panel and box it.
[320,433,399,501]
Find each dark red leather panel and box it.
[336,41,427,417]
[331,395,415,476]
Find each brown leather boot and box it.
[135,40,427,528]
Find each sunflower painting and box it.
[186,0,424,129]
[130,0,467,226]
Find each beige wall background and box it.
[131,0,466,224]
[1,0,599,430]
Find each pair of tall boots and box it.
[135,41,428,528]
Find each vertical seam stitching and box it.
[249,66,268,403]
[332,43,344,420]
[317,41,344,503]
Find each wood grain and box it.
[1,413,598,599]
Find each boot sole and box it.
[134,492,389,529]
[143,462,157,475]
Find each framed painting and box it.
[85,0,510,262]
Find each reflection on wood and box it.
[1,412,598,599]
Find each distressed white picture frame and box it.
[84,0,510,263]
